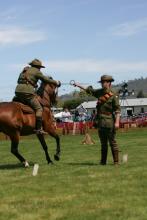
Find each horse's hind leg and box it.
[10,133,28,167]
[37,134,53,164]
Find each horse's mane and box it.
[37,78,57,106]
[37,76,53,96]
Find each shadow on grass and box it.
[0,162,34,170]
[65,162,117,166]
[65,162,98,166]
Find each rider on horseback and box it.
[14,59,60,134]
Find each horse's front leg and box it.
[54,134,60,161]
[48,131,61,161]
[37,134,53,164]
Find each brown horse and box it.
[0,82,61,167]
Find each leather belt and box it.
[99,111,112,116]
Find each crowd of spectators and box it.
[54,108,96,135]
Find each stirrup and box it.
[34,129,48,135]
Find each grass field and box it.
[0,128,147,220]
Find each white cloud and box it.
[45,59,147,74]
[110,18,147,36]
[0,27,46,45]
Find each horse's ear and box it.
[37,81,44,96]
[46,75,53,80]
[57,81,61,87]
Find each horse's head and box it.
[37,78,60,106]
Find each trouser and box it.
[15,92,43,117]
[72,122,77,135]
[62,122,69,135]
[79,122,86,135]
[98,127,119,164]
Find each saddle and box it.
[13,97,35,114]
[17,103,34,114]
[13,95,48,114]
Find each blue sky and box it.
[1,0,147,100]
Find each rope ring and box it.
[69,80,76,86]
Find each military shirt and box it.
[15,67,57,95]
[86,86,120,128]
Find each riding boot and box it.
[111,149,119,165]
[35,117,47,135]
[100,147,108,165]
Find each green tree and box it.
[136,90,145,98]
[63,98,84,110]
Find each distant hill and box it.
[115,77,147,98]
[59,93,73,101]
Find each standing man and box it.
[73,75,120,165]
[62,108,71,135]
[78,112,87,135]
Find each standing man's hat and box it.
[29,59,45,68]
[98,75,114,83]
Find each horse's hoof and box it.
[48,160,54,165]
[23,161,30,168]
[54,154,60,161]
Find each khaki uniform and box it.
[15,66,57,117]
[86,86,120,165]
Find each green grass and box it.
[0,128,147,220]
